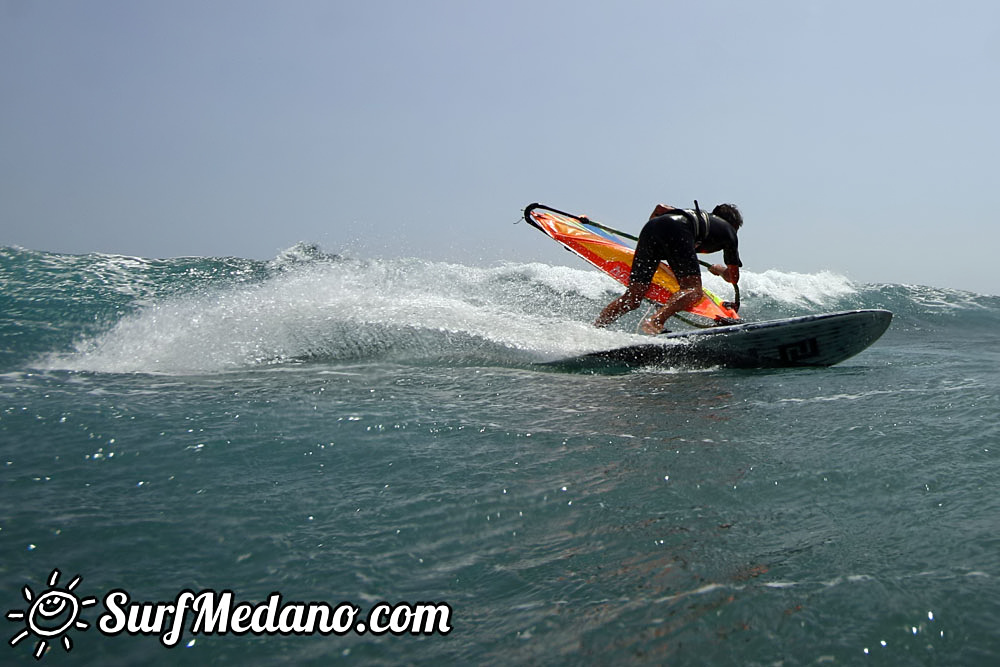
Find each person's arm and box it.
[709,263,740,284]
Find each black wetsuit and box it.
[629,210,742,285]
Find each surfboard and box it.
[523,203,740,324]
[545,310,893,370]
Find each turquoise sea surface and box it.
[2,244,999,665]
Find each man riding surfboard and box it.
[593,202,743,333]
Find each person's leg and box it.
[594,280,650,327]
[594,218,665,328]
[639,274,702,334]
[638,220,702,334]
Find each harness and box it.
[668,208,713,247]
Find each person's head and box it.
[712,203,743,230]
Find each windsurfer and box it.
[594,203,743,333]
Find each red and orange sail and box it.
[524,203,740,323]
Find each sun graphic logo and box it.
[7,569,98,660]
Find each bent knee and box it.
[621,293,644,310]
[676,274,702,290]
[623,282,649,305]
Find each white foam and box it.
[40,257,642,374]
[37,254,877,375]
[742,269,857,307]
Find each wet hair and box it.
[712,203,743,230]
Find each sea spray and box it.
[6,246,995,375]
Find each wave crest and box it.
[1,245,993,374]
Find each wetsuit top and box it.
[629,210,741,284]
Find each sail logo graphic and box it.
[6,569,98,660]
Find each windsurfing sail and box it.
[523,203,740,324]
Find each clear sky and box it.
[2,0,998,295]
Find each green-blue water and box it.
[2,244,999,665]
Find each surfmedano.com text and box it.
[98,589,453,646]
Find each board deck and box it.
[545,310,893,370]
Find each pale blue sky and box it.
[2,0,998,294]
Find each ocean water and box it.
[1,243,999,665]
